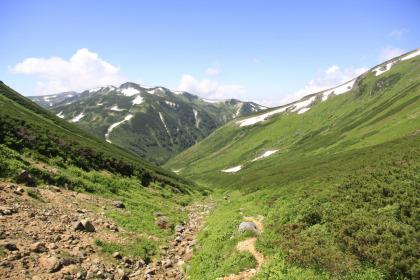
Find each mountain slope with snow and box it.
[31,82,264,165]
[166,48,420,174]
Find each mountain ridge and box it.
[29,82,266,164]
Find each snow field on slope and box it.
[222,166,242,173]
[121,87,139,96]
[105,114,133,140]
[251,150,278,162]
[132,95,143,105]
[70,112,84,122]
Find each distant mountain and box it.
[30,83,266,165]
[27,91,78,108]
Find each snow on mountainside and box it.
[237,47,420,127]
[32,82,265,165]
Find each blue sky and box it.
[1,0,419,106]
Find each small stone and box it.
[175,225,184,232]
[1,242,19,251]
[122,256,132,264]
[115,268,128,280]
[183,253,194,263]
[112,252,122,259]
[238,222,259,234]
[73,221,85,231]
[30,242,48,253]
[153,212,164,217]
[39,256,62,272]
[155,218,172,229]
[81,219,95,232]
[111,201,125,208]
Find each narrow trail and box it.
[222,215,267,280]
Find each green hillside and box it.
[0,81,207,260]
[30,83,265,165]
[164,50,420,279]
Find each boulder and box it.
[39,256,62,272]
[112,252,122,259]
[30,242,48,253]
[17,169,35,186]
[155,218,172,229]
[111,201,125,208]
[153,212,164,217]
[73,221,85,231]
[81,219,95,232]
[0,242,19,251]
[238,222,259,234]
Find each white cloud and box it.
[389,28,408,40]
[10,48,126,95]
[177,74,246,99]
[276,65,368,106]
[378,46,406,62]
[253,57,261,65]
[205,60,222,76]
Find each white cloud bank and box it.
[177,74,246,99]
[378,46,406,62]
[10,48,126,95]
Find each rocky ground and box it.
[0,180,214,280]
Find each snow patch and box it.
[132,95,143,105]
[97,103,103,106]
[298,108,310,114]
[147,89,156,95]
[111,106,123,111]
[401,49,420,61]
[70,112,84,122]
[237,107,287,127]
[373,62,393,76]
[222,166,242,173]
[322,79,356,99]
[193,109,200,128]
[159,112,170,134]
[252,150,278,162]
[173,170,181,174]
[121,87,139,96]
[89,87,102,93]
[171,90,184,95]
[165,101,177,108]
[105,114,133,139]
[202,98,222,104]
[139,84,153,89]
[56,112,64,119]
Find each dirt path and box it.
[222,215,267,280]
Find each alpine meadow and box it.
[1,2,420,279]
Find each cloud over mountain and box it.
[10,48,126,95]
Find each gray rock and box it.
[81,219,95,232]
[17,169,35,186]
[0,242,19,251]
[39,256,62,272]
[112,252,122,259]
[30,242,48,253]
[111,201,125,208]
[73,221,85,231]
[238,222,259,234]
[155,218,172,229]
[153,212,164,217]
[175,225,184,232]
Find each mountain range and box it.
[29,83,266,164]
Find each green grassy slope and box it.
[0,81,208,260]
[164,52,420,279]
